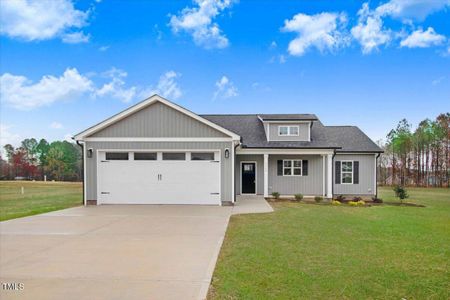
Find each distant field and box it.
[0,181,82,221]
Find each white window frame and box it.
[278,125,300,136]
[282,159,303,176]
[341,160,353,184]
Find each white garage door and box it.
[97,151,221,205]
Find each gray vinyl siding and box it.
[90,102,227,138]
[269,155,323,195]
[235,155,264,195]
[268,122,310,141]
[333,154,376,195]
[85,141,233,202]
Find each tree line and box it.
[378,113,449,187]
[1,138,82,181]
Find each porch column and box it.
[322,155,326,197]
[327,154,333,198]
[264,154,269,197]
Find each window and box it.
[105,152,129,160]
[278,126,300,136]
[134,152,157,160]
[283,160,302,176]
[191,152,215,161]
[341,161,353,184]
[162,152,186,160]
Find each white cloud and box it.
[213,76,238,99]
[62,31,90,44]
[432,76,445,86]
[281,12,349,56]
[0,124,21,150]
[400,27,446,48]
[64,133,74,142]
[0,68,94,110]
[375,0,450,21]
[95,68,137,103]
[99,45,110,51]
[50,122,64,129]
[351,3,392,54]
[140,71,183,100]
[0,0,90,43]
[169,0,233,49]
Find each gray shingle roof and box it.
[200,114,382,152]
[258,114,318,121]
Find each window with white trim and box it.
[278,126,299,136]
[283,160,302,176]
[341,161,353,184]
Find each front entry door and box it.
[241,162,256,194]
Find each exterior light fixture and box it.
[224,148,230,158]
[87,148,93,158]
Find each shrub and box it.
[336,195,346,202]
[331,200,341,205]
[271,192,280,199]
[393,185,409,203]
[294,194,303,201]
[348,201,358,206]
[314,196,323,203]
[353,196,362,202]
[357,200,365,206]
[372,197,383,203]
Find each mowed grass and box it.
[0,181,82,221]
[209,187,450,299]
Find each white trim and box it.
[374,154,377,195]
[278,125,300,137]
[84,137,233,142]
[327,154,332,198]
[96,148,222,205]
[282,159,303,176]
[340,160,354,184]
[240,161,257,195]
[308,122,311,142]
[83,142,87,206]
[231,143,235,202]
[237,148,334,155]
[267,123,270,141]
[263,154,269,197]
[74,95,240,141]
[262,120,313,124]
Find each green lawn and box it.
[0,181,82,221]
[209,187,450,299]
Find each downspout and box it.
[375,153,381,198]
[76,140,85,206]
[331,150,337,198]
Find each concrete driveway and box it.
[0,205,232,300]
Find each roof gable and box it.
[74,95,240,140]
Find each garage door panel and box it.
[98,152,221,205]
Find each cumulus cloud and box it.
[351,3,392,54]
[1,68,184,110]
[0,68,94,110]
[375,0,450,21]
[400,27,446,48]
[0,0,90,43]
[169,0,233,49]
[50,122,64,129]
[281,12,349,56]
[213,76,238,99]
[0,124,21,150]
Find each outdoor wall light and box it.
[87,148,93,158]
[224,148,230,158]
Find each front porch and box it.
[235,149,334,199]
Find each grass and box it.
[0,181,82,221]
[209,187,450,299]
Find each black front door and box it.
[241,162,256,194]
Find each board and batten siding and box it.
[267,122,310,141]
[333,154,376,195]
[85,141,233,202]
[90,102,227,138]
[268,154,324,195]
[235,155,264,195]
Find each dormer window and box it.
[278,125,299,136]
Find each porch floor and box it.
[232,195,274,215]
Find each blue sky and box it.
[1,0,449,149]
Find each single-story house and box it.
[74,94,383,205]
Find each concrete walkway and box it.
[0,205,232,300]
[232,195,274,215]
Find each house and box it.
[74,94,383,205]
